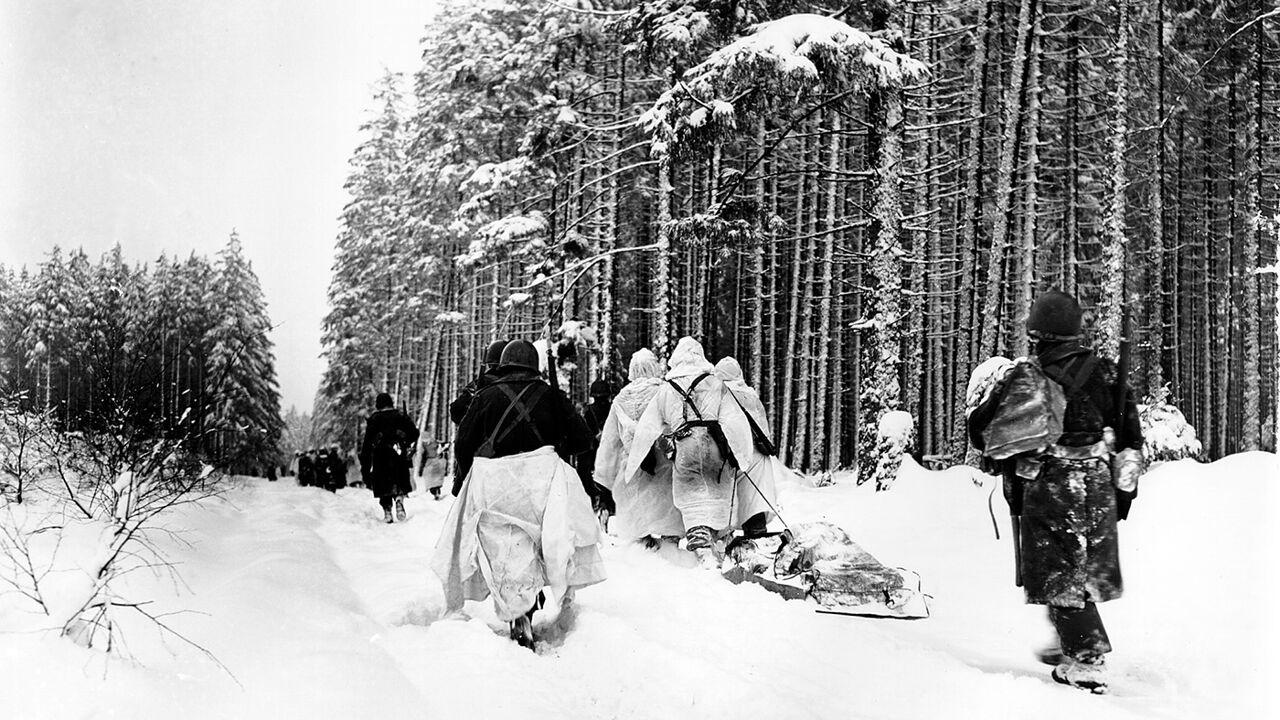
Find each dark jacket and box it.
[325,452,348,489]
[359,408,420,498]
[297,455,315,486]
[452,367,592,495]
[449,371,499,425]
[1035,340,1142,450]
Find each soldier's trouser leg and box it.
[379,495,394,511]
[671,428,733,532]
[1048,602,1112,662]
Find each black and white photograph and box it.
[1,0,1277,717]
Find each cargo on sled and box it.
[721,521,930,619]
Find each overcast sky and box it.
[0,0,436,414]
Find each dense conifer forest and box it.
[0,234,284,473]
[317,0,1279,482]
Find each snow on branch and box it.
[456,157,543,219]
[455,211,549,268]
[644,13,927,157]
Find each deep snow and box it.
[1,453,1276,720]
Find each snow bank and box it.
[2,452,1276,719]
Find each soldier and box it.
[621,337,754,568]
[297,450,315,487]
[359,393,420,523]
[580,379,616,521]
[433,339,605,649]
[593,349,685,544]
[449,339,508,425]
[968,290,1144,694]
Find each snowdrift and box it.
[0,452,1275,720]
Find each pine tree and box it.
[205,231,284,472]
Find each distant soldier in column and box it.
[579,379,616,522]
[297,450,315,487]
[417,431,445,500]
[359,393,420,523]
[325,444,348,492]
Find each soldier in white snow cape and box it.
[593,348,685,543]
[621,337,754,566]
[713,356,792,536]
[431,340,606,649]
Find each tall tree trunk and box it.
[653,158,673,355]
[859,83,907,490]
[750,118,766,391]
[811,113,839,469]
[1097,0,1131,358]
[979,0,1037,358]
[1013,28,1042,359]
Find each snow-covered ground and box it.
[2,453,1276,720]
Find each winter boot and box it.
[383,508,394,524]
[1051,657,1108,694]
[395,496,407,522]
[509,608,536,650]
[685,526,721,570]
[1036,644,1066,666]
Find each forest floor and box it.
[1,452,1276,720]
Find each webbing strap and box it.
[493,382,546,448]
[667,373,712,423]
[1047,355,1097,398]
[478,383,539,454]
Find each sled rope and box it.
[738,459,791,531]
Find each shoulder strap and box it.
[481,383,538,451]
[727,388,768,437]
[667,374,708,422]
[1049,355,1098,398]
[494,382,547,447]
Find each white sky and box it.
[0,0,436,414]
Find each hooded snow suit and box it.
[713,357,791,532]
[622,338,754,535]
[593,349,685,541]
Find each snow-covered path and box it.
[3,453,1276,719]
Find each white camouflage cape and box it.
[620,371,755,531]
[715,359,792,528]
[593,378,685,540]
[431,446,606,621]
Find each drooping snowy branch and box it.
[643,13,927,157]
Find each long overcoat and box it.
[359,408,419,499]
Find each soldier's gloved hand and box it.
[1116,487,1137,521]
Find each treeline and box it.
[0,233,284,473]
[317,0,1279,479]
